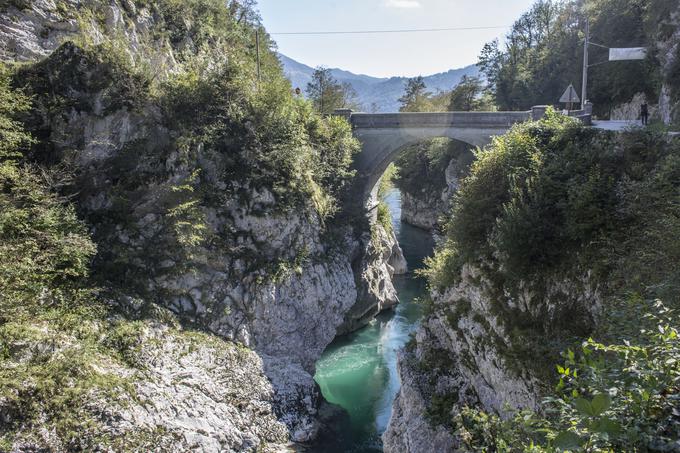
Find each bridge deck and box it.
[350,111,531,129]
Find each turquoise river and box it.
[312,188,435,452]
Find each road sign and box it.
[560,84,581,104]
[609,47,647,61]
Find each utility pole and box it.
[255,29,261,84]
[581,12,589,109]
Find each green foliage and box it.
[427,111,680,292]
[456,301,680,452]
[13,13,359,290]
[455,406,550,452]
[306,67,360,114]
[166,169,209,255]
[395,138,473,197]
[0,66,33,161]
[374,164,398,239]
[398,76,433,112]
[423,107,680,450]
[376,201,393,237]
[0,63,96,317]
[158,57,358,212]
[479,0,663,116]
[0,65,153,449]
[448,75,489,112]
[378,162,398,197]
[1,0,32,11]
[396,72,493,113]
[17,42,150,122]
[0,164,96,317]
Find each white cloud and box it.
[385,0,422,8]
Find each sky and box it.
[257,0,536,78]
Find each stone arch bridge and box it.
[336,107,591,204]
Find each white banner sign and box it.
[609,47,647,61]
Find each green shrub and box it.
[455,300,680,452]
[17,42,150,122]
[0,66,33,161]
[428,110,680,293]
[376,201,393,236]
[395,137,473,197]
[424,109,680,450]
[0,62,154,450]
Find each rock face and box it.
[1,0,179,73]
[108,326,293,453]
[0,1,405,447]
[338,222,406,335]
[400,158,461,232]
[382,348,458,453]
[656,8,680,126]
[383,265,601,452]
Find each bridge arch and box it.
[347,111,531,205]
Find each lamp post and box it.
[581,14,589,110]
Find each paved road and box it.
[593,120,680,137]
[592,120,644,131]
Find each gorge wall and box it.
[384,107,680,451]
[394,139,474,233]
[0,1,405,450]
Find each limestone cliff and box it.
[400,158,459,232]
[384,265,601,452]
[0,0,404,449]
[338,220,406,335]
[395,139,473,233]
[656,5,680,126]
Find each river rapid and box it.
[312,188,434,452]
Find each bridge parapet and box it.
[349,111,531,129]
[339,106,595,211]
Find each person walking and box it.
[640,102,649,126]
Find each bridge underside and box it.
[348,111,532,205]
[354,125,513,202]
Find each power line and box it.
[270,25,509,36]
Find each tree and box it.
[398,76,432,112]
[448,75,485,111]
[477,40,502,96]
[228,0,260,25]
[476,0,662,116]
[306,67,359,114]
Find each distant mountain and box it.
[278,53,480,113]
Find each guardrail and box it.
[335,105,593,129]
[349,111,531,129]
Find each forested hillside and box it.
[279,53,480,113]
[478,0,678,120]
[407,109,680,451]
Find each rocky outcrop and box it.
[387,224,408,275]
[5,320,294,453]
[400,158,460,232]
[110,326,292,452]
[337,221,406,335]
[656,7,680,125]
[1,1,406,447]
[0,0,179,73]
[384,265,601,452]
[382,347,458,453]
[40,68,394,442]
[611,92,658,121]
